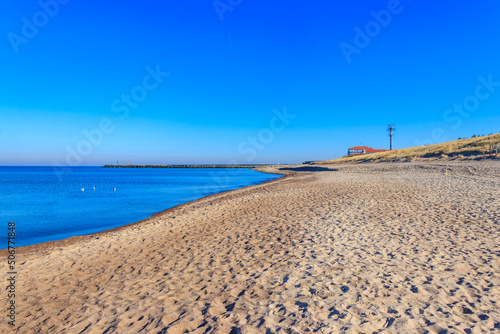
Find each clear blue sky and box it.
[1,0,499,165]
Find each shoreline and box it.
[3,168,291,256]
[4,161,499,333]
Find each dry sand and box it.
[2,161,500,333]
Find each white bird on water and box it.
[81,188,84,191]
[93,187,95,190]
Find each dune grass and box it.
[317,133,500,164]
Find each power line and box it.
[387,124,395,150]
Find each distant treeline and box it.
[102,164,282,169]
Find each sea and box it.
[0,166,281,248]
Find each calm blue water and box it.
[0,167,281,248]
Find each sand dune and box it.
[2,161,500,333]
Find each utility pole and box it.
[387,124,395,150]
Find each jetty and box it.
[102,164,290,169]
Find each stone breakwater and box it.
[102,164,294,168]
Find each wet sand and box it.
[2,161,500,333]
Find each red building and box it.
[347,146,388,156]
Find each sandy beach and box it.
[3,161,500,333]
